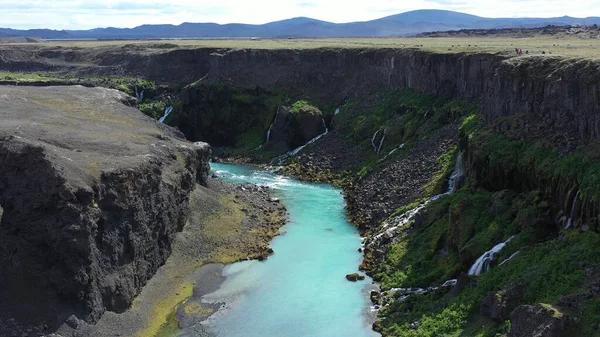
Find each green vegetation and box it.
[472,129,600,203]
[375,107,600,336]
[377,183,600,336]
[169,83,290,150]
[289,100,321,116]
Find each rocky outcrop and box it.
[481,280,527,323]
[509,304,566,337]
[173,83,281,146]
[2,45,599,145]
[346,273,366,281]
[266,105,327,151]
[0,86,210,327]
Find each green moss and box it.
[459,114,478,136]
[289,100,321,116]
[472,131,600,202]
[423,147,457,196]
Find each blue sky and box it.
[1,0,598,30]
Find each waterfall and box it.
[335,107,341,115]
[468,236,515,276]
[266,108,281,144]
[377,128,387,155]
[447,151,465,193]
[158,106,173,124]
[370,152,464,244]
[380,143,405,162]
[499,251,520,266]
[371,127,383,152]
[565,190,580,229]
[270,118,329,165]
[266,125,273,143]
[135,86,144,101]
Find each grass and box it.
[377,184,600,336]
[375,102,600,336]
[16,36,600,59]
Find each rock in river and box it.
[346,273,366,281]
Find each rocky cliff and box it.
[0,85,210,328]
[2,45,598,144]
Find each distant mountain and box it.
[2,10,600,40]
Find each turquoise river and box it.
[202,163,380,337]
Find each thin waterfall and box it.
[158,106,173,124]
[270,118,329,165]
[266,108,281,144]
[335,107,341,115]
[468,236,515,276]
[135,86,144,101]
[371,127,383,152]
[380,143,405,162]
[565,190,580,229]
[377,128,387,155]
[499,251,520,266]
[266,125,273,143]
[370,152,465,245]
[447,151,465,193]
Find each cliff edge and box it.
[0,85,210,328]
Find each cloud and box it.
[0,0,598,30]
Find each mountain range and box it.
[2,9,600,40]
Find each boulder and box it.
[481,280,527,322]
[346,273,366,282]
[508,304,566,337]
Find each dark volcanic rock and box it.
[267,105,326,151]
[346,273,366,281]
[509,304,566,337]
[0,85,210,327]
[481,280,527,322]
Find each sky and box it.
[1,0,599,30]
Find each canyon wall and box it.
[0,86,210,327]
[133,48,600,143]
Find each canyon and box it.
[1,40,599,336]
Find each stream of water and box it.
[202,163,379,337]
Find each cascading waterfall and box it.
[158,106,173,124]
[370,151,465,244]
[565,190,580,229]
[468,236,515,276]
[270,118,329,165]
[377,279,457,309]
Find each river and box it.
[197,163,379,337]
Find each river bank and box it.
[197,163,380,337]
[50,177,286,337]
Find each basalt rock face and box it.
[147,49,598,141]
[2,46,599,144]
[174,84,281,146]
[266,105,327,151]
[0,85,210,327]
